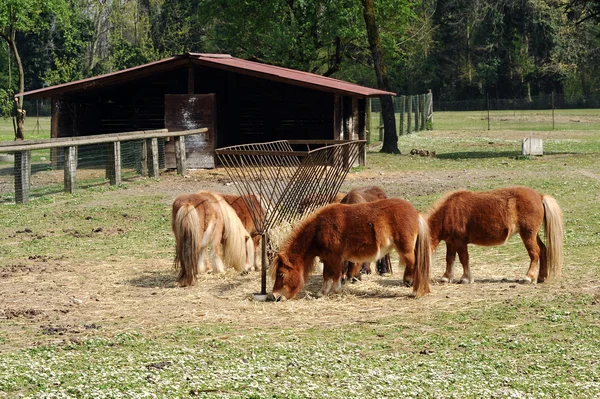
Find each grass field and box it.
[0,114,599,398]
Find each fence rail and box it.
[0,128,207,204]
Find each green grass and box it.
[0,295,598,398]
[368,108,600,135]
[0,116,51,142]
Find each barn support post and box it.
[333,94,342,140]
[175,136,187,175]
[407,96,413,134]
[148,138,160,178]
[14,150,31,204]
[139,139,148,177]
[366,98,372,144]
[107,142,122,185]
[64,146,77,193]
[358,98,366,166]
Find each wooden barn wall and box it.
[57,68,189,138]
[193,67,335,148]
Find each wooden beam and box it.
[14,151,31,204]
[149,138,160,178]
[108,142,122,185]
[333,94,342,140]
[64,146,77,193]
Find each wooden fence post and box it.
[175,136,187,175]
[140,139,148,177]
[14,150,31,204]
[64,146,77,193]
[399,95,406,136]
[407,96,413,134]
[107,142,122,185]
[148,138,160,178]
[415,95,420,132]
[420,94,426,131]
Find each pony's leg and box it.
[319,258,343,297]
[210,245,226,274]
[456,245,473,284]
[441,242,456,283]
[519,231,541,284]
[401,251,416,287]
[536,235,548,283]
[198,248,208,274]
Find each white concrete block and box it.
[522,138,543,156]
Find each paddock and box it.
[0,127,599,397]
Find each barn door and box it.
[165,94,216,169]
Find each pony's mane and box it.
[427,189,469,215]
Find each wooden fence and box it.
[368,92,434,142]
[0,128,207,204]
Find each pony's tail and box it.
[214,194,251,272]
[412,214,432,297]
[173,203,202,286]
[542,195,564,280]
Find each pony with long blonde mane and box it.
[426,186,564,284]
[220,193,263,270]
[271,198,432,300]
[171,191,254,286]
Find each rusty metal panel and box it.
[165,94,216,169]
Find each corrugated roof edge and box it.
[17,53,395,98]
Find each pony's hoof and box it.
[520,276,534,284]
[440,276,451,283]
[458,278,473,284]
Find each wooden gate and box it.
[165,94,216,169]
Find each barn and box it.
[18,53,394,169]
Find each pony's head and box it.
[271,252,304,301]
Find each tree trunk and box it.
[361,0,399,154]
[5,31,25,140]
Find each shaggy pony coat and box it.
[171,191,254,286]
[426,186,564,284]
[271,198,432,299]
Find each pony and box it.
[171,191,254,286]
[219,193,263,270]
[271,198,432,300]
[426,186,564,284]
[339,186,392,280]
[297,191,346,215]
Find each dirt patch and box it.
[0,154,597,352]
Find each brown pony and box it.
[297,192,346,215]
[339,186,392,280]
[271,198,432,300]
[426,186,564,284]
[220,193,263,270]
[171,191,254,286]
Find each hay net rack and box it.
[215,139,365,296]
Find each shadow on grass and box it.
[128,272,176,288]
[436,151,520,159]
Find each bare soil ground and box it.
[1,153,598,352]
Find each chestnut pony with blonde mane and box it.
[426,186,564,284]
[220,193,263,270]
[339,186,392,280]
[171,191,254,286]
[271,198,432,300]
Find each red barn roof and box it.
[18,53,395,99]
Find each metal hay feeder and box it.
[215,140,365,297]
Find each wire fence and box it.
[370,92,600,134]
[0,140,166,203]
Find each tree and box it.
[361,0,398,154]
[0,0,69,139]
